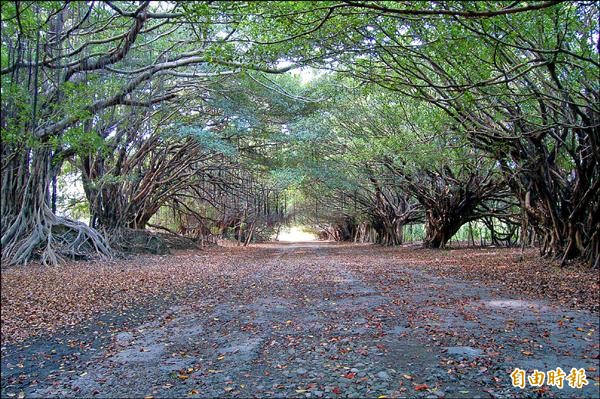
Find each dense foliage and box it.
[1,1,598,267]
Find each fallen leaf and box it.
[414,384,429,391]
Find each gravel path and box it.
[2,242,598,398]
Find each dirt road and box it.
[2,243,598,398]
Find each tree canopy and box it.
[1,1,598,267]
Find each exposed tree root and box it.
[1,206,112,266]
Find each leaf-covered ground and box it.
[1,243,599,398]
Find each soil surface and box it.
[1,242,599,398]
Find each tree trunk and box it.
[423,210,465,249]
[1,147,112,265]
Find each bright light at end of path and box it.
[277,226,317,242]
